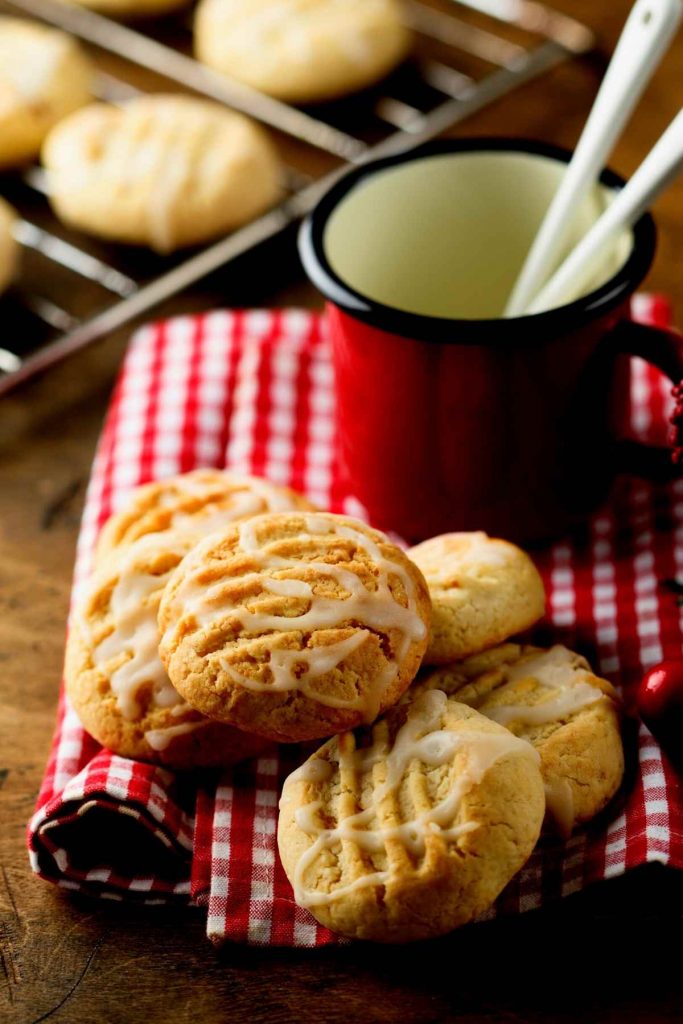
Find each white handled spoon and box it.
[503,0,683,319]
[526,109,683,315]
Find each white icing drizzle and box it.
[283,690,538,908]
[153,474,300,539]
[287,757,335,786]
[61,100,251,254]
[168,514,427,721]
[87,534,187,720]
[482,646,604,728]
[222,631,370,708]
[543,777,575,838]
[144,719,209,751]
[171,492,264,535]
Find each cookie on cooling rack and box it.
[42,95,282,253]
[413,643,624,836]
[194,0,412,104]
[407,532,546,665]
[0,198,17,295]
[157,511,432,742]
[96,469,315,564]
[0,18,93,169]
[277,689,545,942]
[66,530,268,769]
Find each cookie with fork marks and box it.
[66,529,268,769]
[277,689,545,941]
[42,94,282,253]
[158,512,431,742]
[96,469,314,565]
[413,644,624,836]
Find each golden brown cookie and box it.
[96,469,314,564]
[66,530,268,769]
[194,0,411,104]
[42,95,282,253]
[158,512,432,742]
[277,689,545,941]
[0,18,93,169]
[407,532,546,665]
[414,644,624,836]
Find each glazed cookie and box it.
[65,531,268,769]
[96,469,314,564]
[414,644,624,836]
[278,689,545,942]
[194,0,411,104]
[158,512,432,742]
[0,19,93,169]
[42,95,282,253]
[0,198,17,295]
[408,532,546,665]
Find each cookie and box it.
[0,198,17,295]
[414,644,624,836]
[407,532,546,665]
[96,469,314,564]
[158,512,431,742]
[66,0,189,18]
[278,689,545,941]
[42,94,282,253]
[194,0,411,104]
[0,18,93,169]
[65,530,268,769]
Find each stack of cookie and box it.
[66,469,624,942]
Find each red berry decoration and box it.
[637,659,683,770]
[670,381,683,466]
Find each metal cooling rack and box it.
[0,0,594,395]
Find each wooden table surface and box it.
[2,2,682,1021]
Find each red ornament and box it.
[637,659,683,768]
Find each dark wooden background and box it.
[2,1,683,1021]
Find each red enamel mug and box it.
[299,139,683,544]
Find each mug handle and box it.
[610,319,683,482]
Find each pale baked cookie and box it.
[96,469,314,564]
[278,689,545,941]
[42,95,282,253]
[65,0,189,18]
[158,512,432,742]
[194,0,411,104]
[0,198,17,295]
[65,530,268,769]
[0,18,93,169]
[407,532,546,665]
[415,644,624,836]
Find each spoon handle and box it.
[504,0,682,318]
[527,109,683,315]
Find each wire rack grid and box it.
[0,0,595,395]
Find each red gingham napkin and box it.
[28,302,683,946]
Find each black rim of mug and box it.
[298,137,657,345]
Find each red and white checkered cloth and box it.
[28,300,683,946]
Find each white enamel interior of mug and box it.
[323,151,633,319]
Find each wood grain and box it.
[1,1,682,1020]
